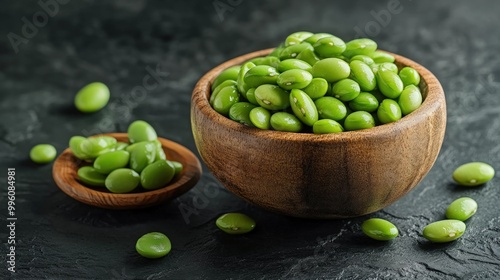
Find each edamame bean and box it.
[422,220,466,243]
[349,60,376,91]
[303,33,333,44]
[398,85,422,115]
[128,120,158,144]
[312,119,343,134]
[30,144,57,164]
[210,80,237,105]
[252,56,280,68]
[344,111,375,131]
[349,92,379,112]
[77,166,107,187]
[313,36,346,58]
[279,42,314,60]
[141,160,176,190]
[332,79,360,102]
[93,150,130,174]
[377,99,402,124]
[216,213,256,234]
[74,82,110,113]
[314,96,347,121]
[270,112,303,132]
[376,68,404,98]
[169,161,183,176]
[80,136,117,159]
[249,107,271,130]
[245,88,258,105]
[303,78,328,99]
[285,31,314,46]
[446,197,478,221]
[452,162,495,186]
[254,84,290,110]
[361,218,399,241]
[229,102,256,126]
[277,69,313,90]
[399,66,421,87]
[237,62,256,94]
[105,168,140,193]
[296,48,320,66]
[370,51,395,63]
[343,38,377,58]
[277,59,312,73]
[378,62,398,74]
[153,139,166,161]
[115,142,129,151]
[244,65,279,88]
[312,58,350,83]
[136,232,171,259]
[69,136,91,160]
[268,44,285,57]
[213,86,240,116]
[129,141,156,173]
[290,89,318,126]
[211,66,240,90]
[350,55,375,66]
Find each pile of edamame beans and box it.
[210,31,422,133]
[70,120,183,194]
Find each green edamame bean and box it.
[216,213,256,234]
[168,161,183,176]
[277,59,312,73]
[77,166,107,187]
[361,218,399,241]
[212,65,241,90]
[277,69,313,90]
[74,82,110,113]
[105,168,140,193]
[446,197,478,221]
[349,60,376,91]
[422,220,466,243]
[452,162,495,186]
[398,85,422,115]
[312,119,343,134]
[69,136,91,160]
[249,107,271,130]
[349,92,379,113]
[115,142,129,151]
[141,160,175,190]
[30,144,57,164]
[303,33,333,44]
[343,38,377,58]
[399,67,421,87]
[270,112,303,132]
[153,139,167,161]
[313,36,346,58]
[93,150,130,174]
[268,44,285,58]
[279,42,314,60]
[377,99,402,124]
[210,81,237,105]
[129,141,156,173]
[136,232,171,259]
[237,62,256,94]
[229,102,256,126]
[303,78,328,99]
[332,79,360,102]
[245,88,258,105]
[376,68,404,98]
[244,65,279,88]
[128,120,158,144]
[213,86,240,116]
[370,51,395,63]
[314,97,347,121]
[290,89,318,126]
[285,31,314,46]
[379,62,398,74]
[350,55,375,66]
[296,48,320,66]
[251,56,280,68]
[254,84,290,110]
[344,111,375,131]
[312,58,350,83]
[80,136,117,159]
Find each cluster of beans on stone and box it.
[210,31,422,133]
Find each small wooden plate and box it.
[52,133,202,209]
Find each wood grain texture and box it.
[52,133,202,209]
[191,49,446,219]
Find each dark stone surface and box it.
[1,0,500,279]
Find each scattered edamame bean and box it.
[136,232,171,259]
[105,168,140,193]
[30,144,57,164]
[74,82,110,113]
[128,120,158,144]
[77,166,107,187]
[445,197,478,221]
[141,160,175,190]
[216,213,256,234]
[361,218,399,241]
[422,220,466,243]
[452,162,495,186]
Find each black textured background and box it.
[1,0,500,279]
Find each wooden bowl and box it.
[53,133,202,209]
[191,49,446,219]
